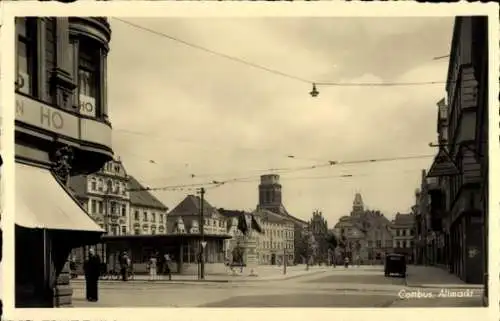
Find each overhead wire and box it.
[127,153,434,192]
[112,18,449,88]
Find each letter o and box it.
[84,102,93,113]
[52,112,64,129]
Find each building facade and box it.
[128,176,169,236]
[424,17,487,285]
[70,158,130,236]
[15,17,112,307]
[390,213,415,262]
[254,209,294,265]
[167,194,228,270]
[333,193,393,263]
[308,210,328,264]
[256,174,308,264]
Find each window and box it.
[376,240,382,248]
[97,179,103,191]
[114,165,120,173]
[78,39,100,117]
[98,201,103,214]
[121,205,126,217]
[121,226,127,235]
[110,202,116,215]
[151,213,156,222]
[90,200,97,214]
[159,214,164,223]
[151,228,156,235]
[143,212,148,221]
[16,18,37,96]
[134,210,139,220]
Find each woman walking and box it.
[148,254,158,281]
[83,248,101,302]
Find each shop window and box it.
[16,18,37,96]
[78,39,100,118]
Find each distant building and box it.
[256,174,308,264]
[333,193,393,263]
[309,210,329,264]
[128,176,169,236]
[390,213,415,261]
[70,158,130,236]
[167,194,228,265]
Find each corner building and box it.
[14,17,112,307]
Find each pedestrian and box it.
[163,253,172,280]
[120,251,129,281]
[344,256,349,268]
[149,254,158,281]
[83,248,101,302]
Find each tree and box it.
[326,232,338,250]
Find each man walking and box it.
[83,248,101,302]
[163,253,172,281]
[120,251,130,281]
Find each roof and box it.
[128,176,168,211]
[255,209,292,224]
[169,194,218,217]
[393,213,415,225]
[68,174,89,198]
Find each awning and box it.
[16,163,104,233]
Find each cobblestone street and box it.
[70,265,484,308]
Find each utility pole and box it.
[283,246,287,275]
[198,187,206,280]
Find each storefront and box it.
[15,162,105,307]
[14,17,113,307]
[103,234,231,275]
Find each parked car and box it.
[384,253,406,277]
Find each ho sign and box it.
[79,94,96,117]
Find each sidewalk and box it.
[405,265,483,289]
[72,265,329,284]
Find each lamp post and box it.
[198,188,206,280]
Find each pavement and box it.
[71,264,329,285]
[69,264,485,308]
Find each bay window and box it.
[16,18,37,96]
[78,39,100,118]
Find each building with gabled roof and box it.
[128,176,169,235]
[333,193,394,263]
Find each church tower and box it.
[258,174,282,210]
[351,192,364,216]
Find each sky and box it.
[107,16,455,227]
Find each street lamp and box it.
[309,83,319,97]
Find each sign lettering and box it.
[40,106,64,130]
[79,94,96,117]
[15,94,79,138]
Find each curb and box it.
[71,270,328,285]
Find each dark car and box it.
[384,253,406,277]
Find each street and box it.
[70,265,484,308]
